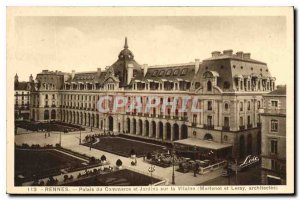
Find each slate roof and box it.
[204,54,266,65]
[266,85,286,96]
[133,63,196,83]
[14,82,28,91]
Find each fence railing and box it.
[199,160,226,175]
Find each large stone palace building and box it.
[27,38,277,159]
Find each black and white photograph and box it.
[6,7,294,194]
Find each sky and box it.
[13,16,287,84]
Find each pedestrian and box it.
[44,133,47,138]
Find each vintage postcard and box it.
[6,7,294,194]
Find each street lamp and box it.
[79,125,82,145]
[59,131,62,146]
[148,164,155,185]
[171,143,176,185]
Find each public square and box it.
[15,128,228,186]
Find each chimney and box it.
[143,64,148,76]
[14,73,19,83]
[97,68,101,76]
[127,63,134,85]
[29,74,33,82]
[243,53,251,59]
[211,51,221,57]
[195,59,200,73]
[223,49,233,56]
[236,51,244,58]
[71,70,75,79]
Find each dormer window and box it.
[166,69,172,76]
[152,70,158,77]
[181,69,188,76]
[158,70,165,77]
[207,81,212,91]
[173,69,179,76]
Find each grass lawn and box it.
[15,148,87,185]
[83,136,165,157]
[62,169,161,186]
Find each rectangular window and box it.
[224,117,229,127]
[271,100,278,108]
[247,115,251,125]
[271,160,279,171]
[193,114,197,123]
[207,116,212,126]
[207,101,212,110]
[239,117,243,126]
[270,140,278,154]
[271,120,278,132]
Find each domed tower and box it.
[111,37,142,87]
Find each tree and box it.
[116,159,122,167]
[146,152,152,160]
[89,156,96,164]
[101,155,106,162]
[130,149,136,156]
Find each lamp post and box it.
[59,131,62,146]
[79,125,82,145]
[148,164,155,185]
[171,143,176,185]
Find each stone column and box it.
[170,123,174,141]
[156,122,160,139]
[253,99,257,127]
[200,100,204,125]
[142,120,146,137]
[219,100,223,127]
[163,123,167,141]
[234,100,238,131]
[130,118,134,134]
[149,121,153,138]
[213,100,218,127]
[136,119,141,135]
[113,116,118,133]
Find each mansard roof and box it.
[15,81,29,91]
[133,63,196,83]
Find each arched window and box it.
[204,133,213,141]
[207,81,212,91]
[44,110,49,120]
[247,101,251,110]
[240,102,244,111]
[224,103,229,110]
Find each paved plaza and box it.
[15,129,223,186]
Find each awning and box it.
[174,138,232,150]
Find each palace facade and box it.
[27,38,277,159]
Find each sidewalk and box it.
[15,131,223,186]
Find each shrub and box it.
[89,156,96,164]
[101,155,106,162]
[55,143,60,147]
[63,175,68,181]
[130,149,136,156]
[146,152,152,160]
[116,159,122,167]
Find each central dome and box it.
[118,37,134,60]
